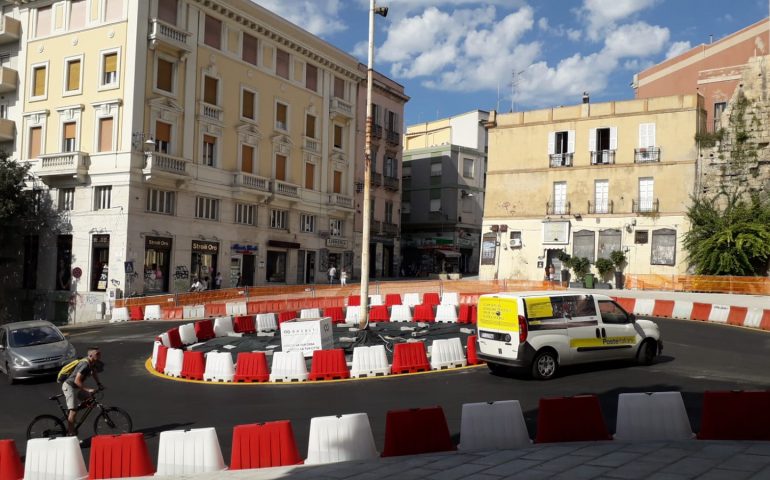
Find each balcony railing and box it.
[549,153,573,167]
[273,180,300,198]
[632,198,659,214]
[0,118,13,142]
[143,151,189,177]
[712,119,722,132]
[588,200,614,214]
[370,172,382,186]
[0,66,17,94]
[330,97,353,119]
[383,222,399,236]
[233,172,270,192]
[303,137,320,154]
[326,237,348,249]
[38,152,89,182]
[148,18,192,53]
[369,220,382,233]
[386,129,400,146]
[200,102,223,122]
[383,175,399,190]
[590,150,616,165]
[372,124,383,139]
[0,15,21,45]
[546,201,571,215]
[634,147,661,163]
[327,193,353,209]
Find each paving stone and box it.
[423,453,480,470]
[471,449,529,466]
[571,442,626,457]
[698,469,754,480]
[522,444,586,461]
[603,461,669,479]
[660,457,720,477]
[551,464,611,479]
[500,468,553,480]
[485,458,544,476]
[717,453,770,472]
[587,452,643,468]
[426,463,491,480]
[534,454,594,472]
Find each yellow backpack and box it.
[56,358,85,383]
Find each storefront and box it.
[267,240,299,283]
[144,236,172,293]
[91,234,110,291]
[231,243,258,287]
[191,240,219,284]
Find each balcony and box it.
[148,18,192,55]
[303,136,320,154]
[386,129,400,146]
[634,147,661,163]
[372,124,383,139]
[327,193,354,210]
[199,102,223,123]
[370,172,382,187]
[273,180,300,198]
[546,201,571,216]
[0,118,14,142]
[0,15,21,45]
[590,150,616,165]
[330,97,353,120]
[143,151,189,180]
[588,200,614,214]
[369,220,382,234]
[632,198,659,214]
[0,66,17,94]
[326,237,348,249]
[382,222,399,236]
[38,152,89,184]
[383,175,399,191]
[549,153,573,167]
[233,172,270,193]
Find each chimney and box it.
[582,92,590,104]
[709,34,713,44]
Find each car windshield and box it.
[8,326,65,348]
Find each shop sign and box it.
[192,240,219,253]
[268,240,300,249]
[93,235,110,246]
[146,237,172,250]
[232,243,258,255]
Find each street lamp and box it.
[359,0,388,331]
[131,132,155,152]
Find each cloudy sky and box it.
[252,0,769,125]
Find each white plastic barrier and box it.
[369,295,384,306]
[633,298,655,316]
[614,391,693,442]
[430,338,467,370]
[458,400,531,451]
[745,307,765,328]
[183,305,196,320]
[300,308,322,319]
[178,323,198,346]
[434,304,458,323]
[305,413,379,465]
[164,348,184,377]
[226,302,247,316]
[256,313,278,332]
[350,345,390,378]
[159,332,171,348]
[24,436,87,480]
[204,352,235,382]
[144,304,161,320]
[111,307,129,323]
[708,304,730,323]
[269,350,308,382]
[344,307,361,325]
[672,301,693,320]
[402,293,421,307]
[152,341,162,369]
[156,427,226,476]
[389,305,413,322]
[213,316,234,337]
[440,292,459,306]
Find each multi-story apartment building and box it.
[8,0,372,323]
[353,68,408,279]
[481,95,704,282]
[0,7,21,158]
[401,110,487,277]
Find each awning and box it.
[436,249,461,258]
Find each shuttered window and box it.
[204,76,217,105]
[334,77,344,99]
[66,59,81,92]
[98,118,113,152]
[275,154,286,181]
[242,33,258,65]
[305,64,318,91]
[29,127,42,159]
[333,171,342,194]
[305,114,316,138]
[32,66,46,97]
[156,58,173,92]
[102,53,118,85]
[202,135,216,166]
[241,90,255,119]
[276,49,289,79]
[334,125,343,149]
[204,15,221,49]
[104,0,123,21]
[155,121,171,153]
[36,6,52,37]
[69,0,86,29]
[275,103,287,130]
[157,0,178,25]
[63,122,77,152]
[241,144,254,174]
[305,162,315,190]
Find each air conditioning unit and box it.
[510,238,522,248]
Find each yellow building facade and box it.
[481,95,704,283]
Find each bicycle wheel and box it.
[93,407,132,436]
[27,414,66,440]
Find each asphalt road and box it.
[1,317,768,463]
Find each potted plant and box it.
[594,258,615,289]
[569,257,591,288]
[610,250,627,290]
[556,251,572,285]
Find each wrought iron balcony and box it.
[382,222,399,236]
[370,172,382,187]
[148,18,192,54]
[386,129,400,146]
[632,198,659,214]
[369,220,382,233]
[273,180,300,198]
[590,150,616,165]
[549,152,573,167]
[634,147,661,163]
[588,200,613,214]
[383,175,399,191]
[330,97,353,120]
[546,201,571,215]
[372,124,383,139]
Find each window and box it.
[639,177,654,212]
[589,127,617,164]
[594,180,608,214]
[430,199,441,212]
[635,230,649,244]
[276,49,290,79]
[195,196,219,220]
[638,123,656,148]
[69,0,86,29]
[157,0,178,25]
[463,158,474,178]
[333,125,343,149]
[598,300,630,324]
[430,162,442,176]
[300,214,315,233]
[59,188,75,211]
[553,181,567,214]
[94,186,112,210]
[147,189,175,214]
[714,102,726,130]
[305,114,316,138]
[65,58,81,93]
[101,52,118,86]
[305,162,315,190]
[548,130,575,166]
[333,171,342,193]
[275,102,288,131]
[333,76,344,99]
[32,65,47,98]
[63,122,77,152]
[598,229,621,260]
[203,75,218,105]
[402,202,411,214]
[28,127,42,159]
[372,104,382,126]
[270,209,288,229]
[305,64,318,91]
[275,154,287,181]
[402,164,411,178]
[330,218,343,236]
[241,89,255,120]
[241,144,254,174]
[572,230,596,262]
[202,135,216,166]
[651,228,676,266]
[235,203,255,225]
[104,0,123,21]
[36,6,52,37]
[155,121,171,153]
[385,202,393,223]
[98,118,113,152]
[156,58,174,93]
[242,33,258,65]
[384,155,396,177]
[204,15,221,49]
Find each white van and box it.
[476,292,662,379]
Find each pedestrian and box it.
[201,276,209,291]
[189,277,202,292]
[340,268,347,286]
[236,274,244,288]
[549,264,556,283]
[214,271,223,289]
[328,265,336,284]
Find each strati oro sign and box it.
[191,240,219,253]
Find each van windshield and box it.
[9,326,65,348]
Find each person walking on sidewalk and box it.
[328,265,337,284]
[340,268,348,286]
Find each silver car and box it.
[0,320,77,384]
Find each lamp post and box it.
[359,0,388,331]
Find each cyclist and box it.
[62,347,104,436]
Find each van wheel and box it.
[637,340,657,366]
[531,350,557,380]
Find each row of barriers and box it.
[3,390,769,479]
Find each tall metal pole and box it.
[359,0,376,329]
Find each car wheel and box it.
[637,340,657,366]
[5,363,15,385]
[531,350,558,380]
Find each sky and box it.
[251,0,770,126]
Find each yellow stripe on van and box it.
[570,336,636,348]
[477,297,519,331]
[524,297,554,319]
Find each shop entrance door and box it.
[242,255,255,286]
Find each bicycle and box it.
[26,388,132,440]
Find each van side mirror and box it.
[629,314,636,323]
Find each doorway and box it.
[242,255,255,286]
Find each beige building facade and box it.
[481,95,704,283]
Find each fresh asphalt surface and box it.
[1,317,769,463]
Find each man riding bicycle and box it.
[62,347,104,436]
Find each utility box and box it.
[280,317,333,357]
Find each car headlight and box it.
[12,355,30,367]
[66,344,77,360]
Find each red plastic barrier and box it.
[698,391,770,440]
[88,433,154,479]
[727,307,748,326]
[154,345,168,372]
[615,298,636,315]
[422,292,440,306]
[234,315,256,334]
[381,406,455,457]
[413,304,435,322]
[234,352,270,383]
[160,308,173,320]
[0,439,23,480]
[652,300,675,318]
[194,320,215,341]
[391,342,430,374]
[471,304,477,324]
[128,306,144,321]
[458,304,472,324]
[369,305,390,322]
[165,307,183,320]
[181,351,205,380]
[691,302,712,321]
[347,295,361,306]
[466,335,483,365]
[308,349,350,381]
[205,303,227,318]
[230,421,303,470]
[385,294,402,307]
[165,328,182,349]
[535,395,612,443]
[246,302,263,315]
[278,311,298,324]
[323,307,345,324]
[761,310,770,330]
